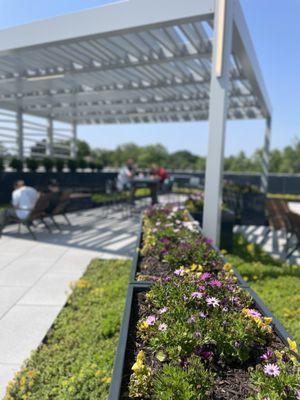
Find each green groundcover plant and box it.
[227,235,300,344]
[5,259,130,400]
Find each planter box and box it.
[191,209,235,251]
[109,281,298,400]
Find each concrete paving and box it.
[0,206,139,398]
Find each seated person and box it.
[150,164,168,184]
[116,158,135,192]
[44,179,62,213]
[0,180,39,231]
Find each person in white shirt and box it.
[116,158,135,192]
[0,181,39,233]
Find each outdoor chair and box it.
[50,191,72,226]
[265,199,292,251]
[0,193,52,240]
[285,211,300,259]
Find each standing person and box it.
[0,180,39,233]
[116,158,136,191]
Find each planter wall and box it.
[170,172,300,194]
[0,172,117,204]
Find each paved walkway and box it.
[0,207,139,398]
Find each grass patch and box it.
[5,258,130,400]
[91,188,150,204]
[227,235,300,344]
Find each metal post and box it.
[203,0,234,246]
[71,122,77,158]
[47,117,54,157]
[16,109,24,160]
[261,117,272,193]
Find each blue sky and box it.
[0,0,299,156]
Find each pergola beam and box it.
[232,1,272,118]
[0,0,215,53]
[16,109,24,160]
[203,0,234,246]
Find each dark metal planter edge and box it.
[108,284,150,400]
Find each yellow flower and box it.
[223,263,232,272]
[287,338,298,354]
[190,264,198,272]
[263,317,272,325]
[253,275,258,281]
[139,321,149,331]
[197,265,203,272]
[247,243,255,254]
[243,276,249,282]
[132,351,146,373]
[101,377,111,384]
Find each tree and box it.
[169,150,198,170]
[76,139,91,159]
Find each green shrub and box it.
[67,159,78,172]
[26,158,39,172]
[43,158,54,172]
[55,159,64,172]
[5,259,130,400]
[9,158,23,172]
[95,161,103,172]
[77,158,87,170]
[227,235,300,343]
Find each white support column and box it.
[47,117,54,157]
[203,0,234,246]
[261,117,272,193]
[16,109,24,160]
[71,122,77,158]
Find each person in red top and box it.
[150,164,168,184]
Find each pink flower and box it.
[296,391,300,400]
[260,350,273,361]
[199,312,207,318]
[174,268,184,276]
[188,315,196,324]
[191,292,203,299]
[158,307,168,314]
[198,285,206,291]
[263,363,280,377]
[146,315,156,326]
[248,309,262,318]
[209,279,222,287]
[206,297,220,307]
[158,323,168,331]
[200,272,212,281]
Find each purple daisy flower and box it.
[174,268,184,276]
[158,306,168,314]
[260,349,273,361]
[146,315,157,326]
[191,292,203,299]
[199,312,208,318]
[158,323,168,332]
[209,279,222,287]
[263,363,280,377]
[200,272,212,281]
[248,309,262,318]
[188,315,196,324]
[206,297,220,307]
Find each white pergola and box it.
[0,0,272,245]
